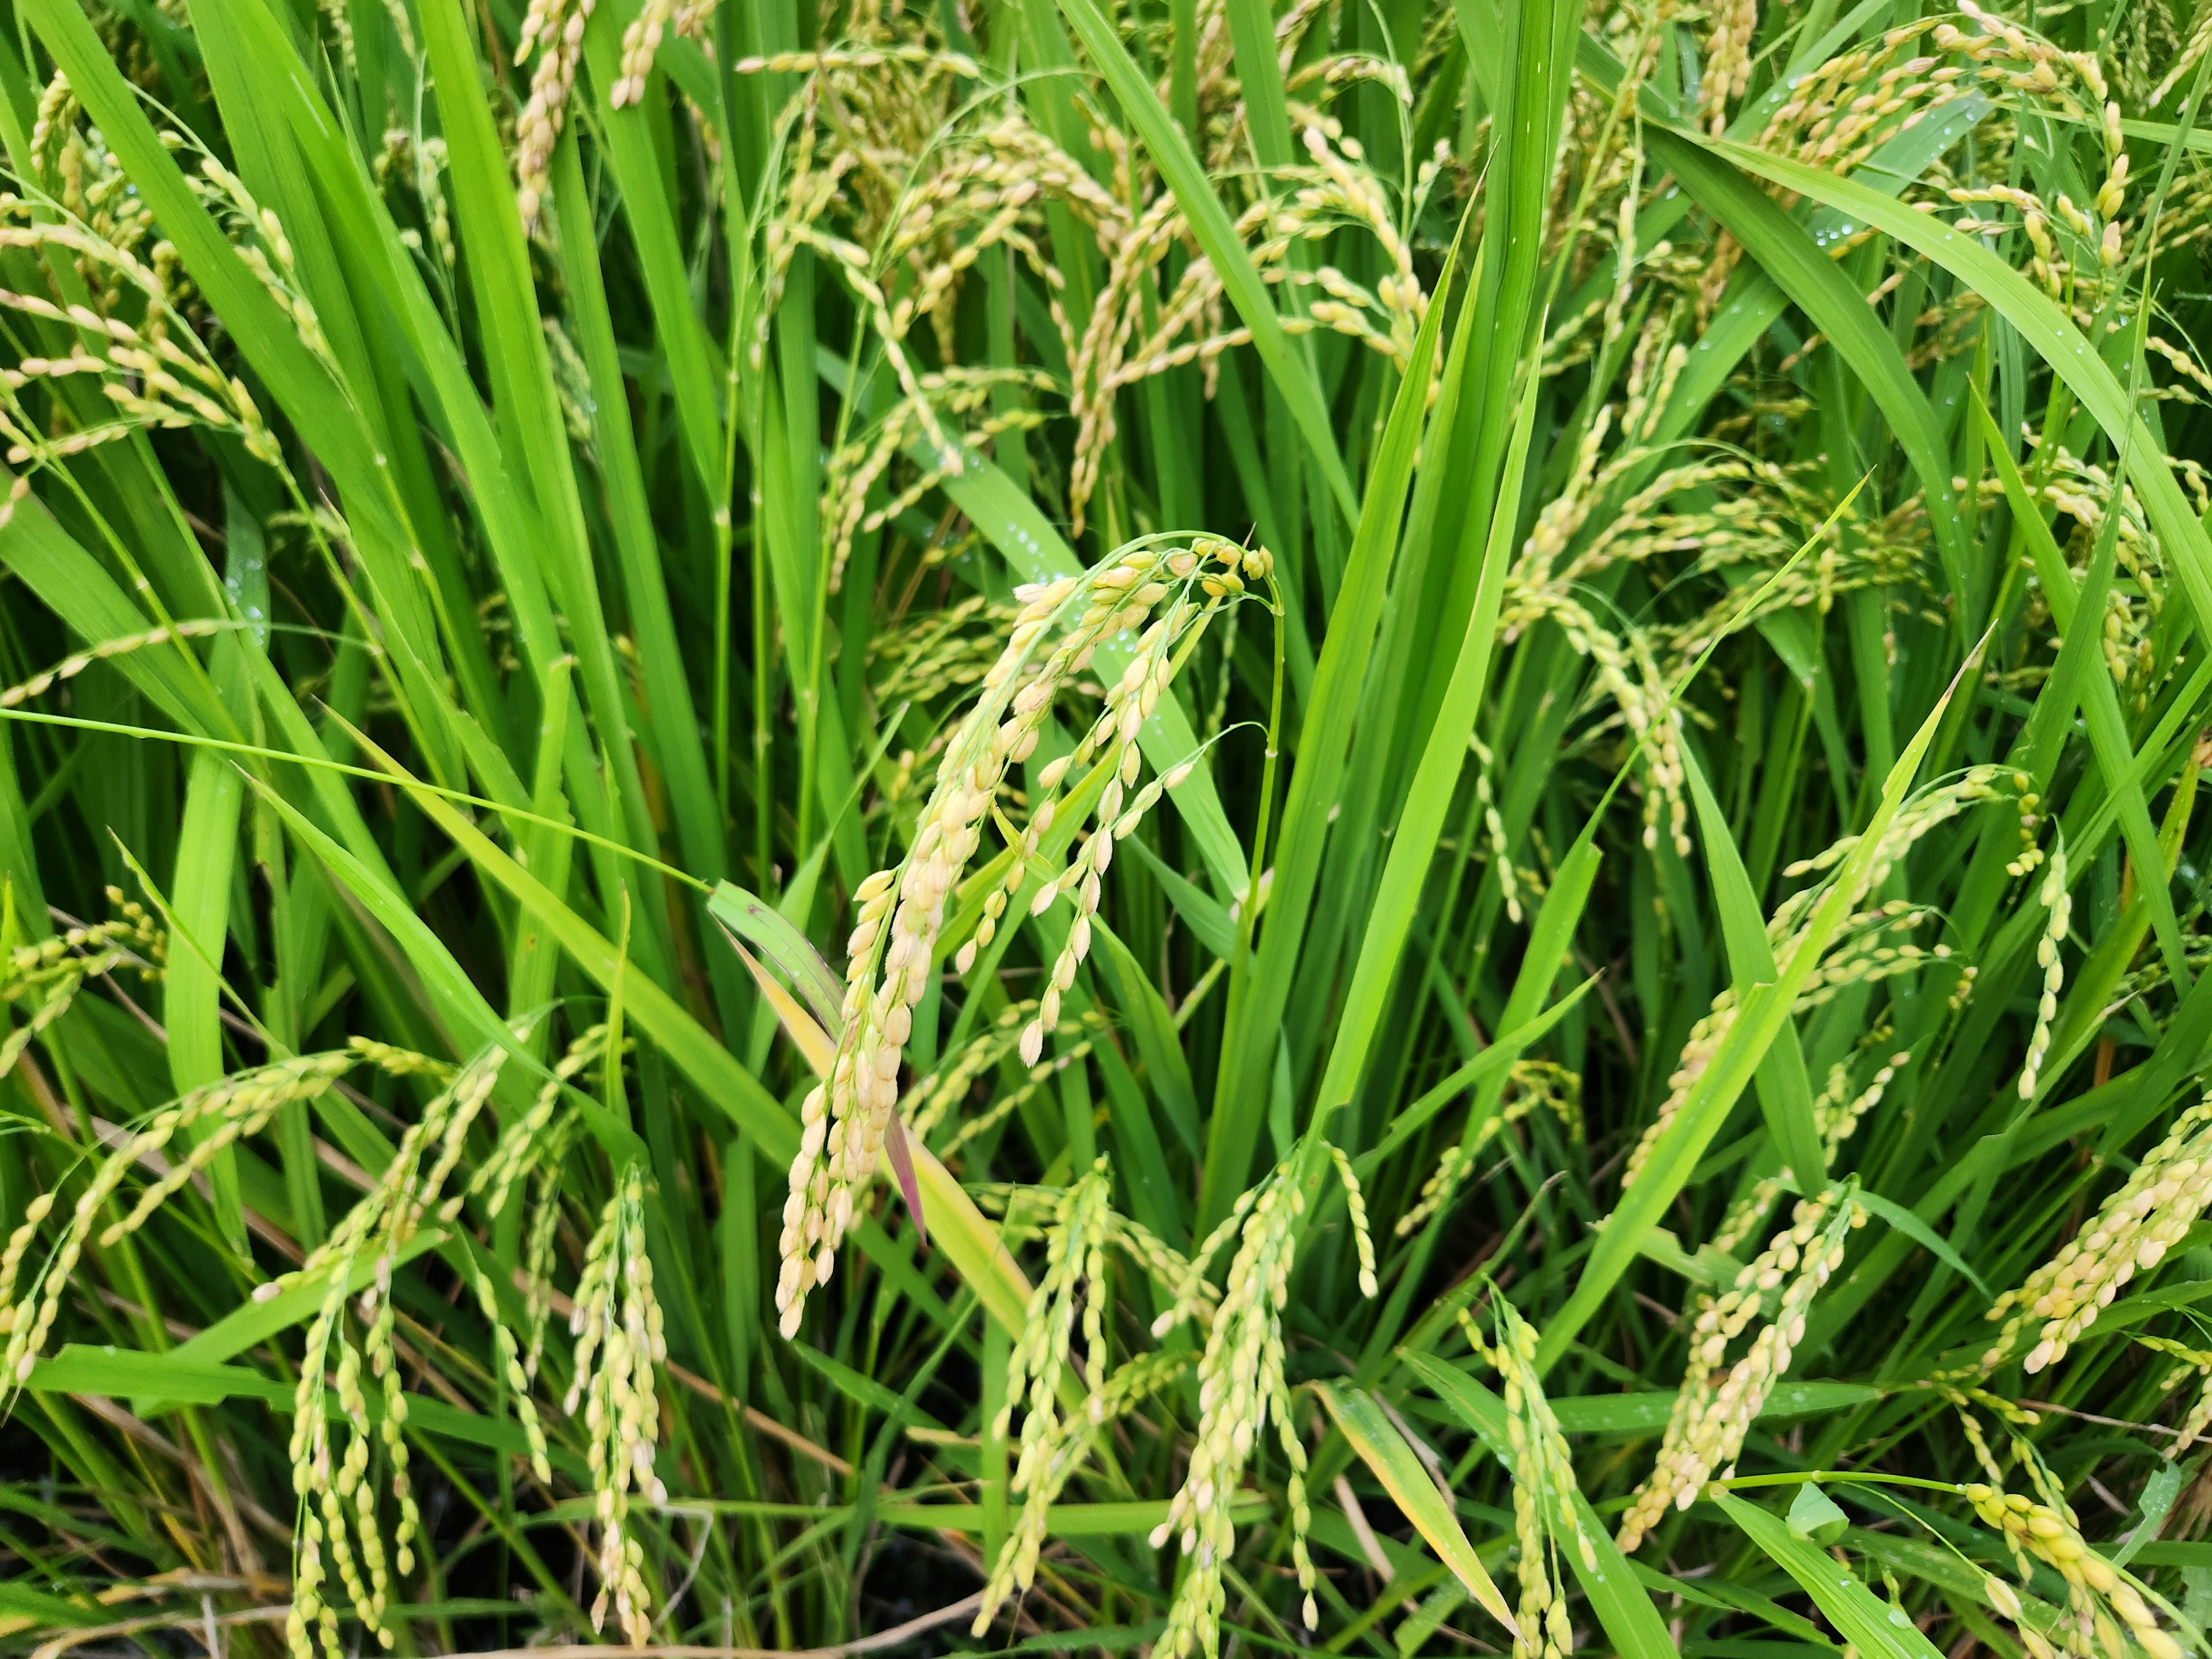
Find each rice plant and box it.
[11,0,2212,1650]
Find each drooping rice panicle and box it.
[1981,1095,2212,1375]
[1616,1190,1866,1551]
[774,536,1265,1336]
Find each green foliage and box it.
[6,0,2212,1651]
